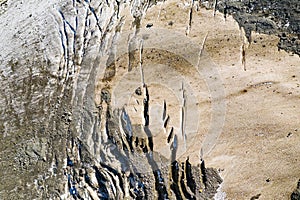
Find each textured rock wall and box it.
[0,0,222,199]
[1,0,299,199]
[213,0,300,55]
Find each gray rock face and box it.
[212,0,300,55]
[0,0,222,199]
[291,180,300,200]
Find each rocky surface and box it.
[291,179,300,200]
[212,0,300,55]
[0,0,223,199]
[0,0,299,199]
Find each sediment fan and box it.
[91,28,226,174]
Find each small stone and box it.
[69,186,77,195]
[67,157,74,167]
[135,87,142,95]
[146,23,153,28]
[250,193,261,200]
[101,89,111,103]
